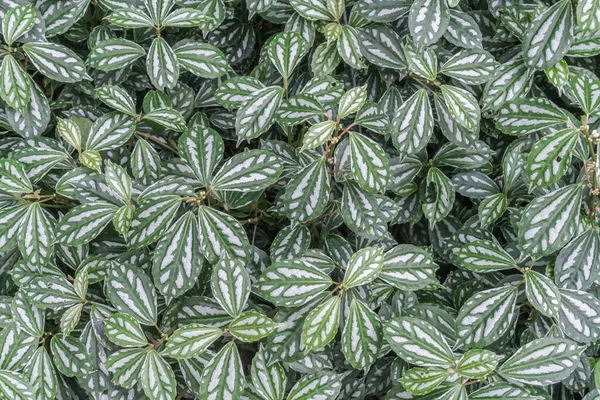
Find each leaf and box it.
[408,0,450,46]
[11,291,44,337]
[422,167,455,227]
[270,225,311,262]
[286,372,343,400]
[455,286,518,347]
[404,38,438,81]
[50,335,94,377]
[498,338,584,386]
[554,229,600,290]
[236,86,284,142]
[483,59,532,111]
[518,184,583,258]
[215,76,265,109]
[0,159,33,194]
[523,0,573,70]
[147,37,179,90]
[495,97,568,136]
[283,159,331,222]
[341,298,383,369]
[143,107,187,131]
[198,342,245,400]
[526,127,578,188]
[178,125,224,187]
[140,350,177,400]
[337,26,366,69]
[268,32,308,80]
[392,89,433,156]
[55,203,119,246]
[569,72,600,115]
[174,41,229,78]
[105,263,157,325]
[302,295,341,353]
[131,139,161,185]
[22,42,86,83]
[338,85,367,119]
[444,10,483,49]
[348,131,390,193]
[251,345,286,400]
[210,255,250,317]
[230,311,281,342]
[128,195,181,248]
[108,8,155,28]
[379,245,438,290]
[457,349,501,378]
[524,269,562,318]
[440,85,480,132]
[399,367,448,395]
[162,323,222,359]
[96,85,137,116]
[557,289,600,343]
[88,39,146,71]
[456,240,517,272]
[278,94,326,127]
[161,8,214,27]
[144,0,175,25]
[440,49,496,85]
[57,118,82,151]
[23,347,57,400]
[105,312,148,347]
[578,0,600,31]
[343,246,384,288]
[290,0,334,20]
[18,203,54,267]
[256,259,333,307]
[211,150,283,192]
[21,276,80,309]
[1,4,36,45]
[85,112,136,152]
[469,382,547,399]
[197,205,249,264]
[300,121,336,151]
[0,370,35,400]
[383,317,455,367]
[106,348,146,389]
[545,59,569,88]
[358,25,405,70]
[0,55,31,110]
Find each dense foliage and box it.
[0,0,600,399]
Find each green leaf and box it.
[525,270,562,318]
[444,9,483,49]
[283,159,331,222]
[483,59,532,111]
[236,86,284,142]
[554,229,600,290]
[337,25,366,69]
[21,276,80,309]
[140,350,177,400]
[199,342,245,400]
[230,311,281,342]
[57,118,83,151]
[300,120,336,151]
[55,203,119,246]
[343,246,384,288]
[96,85,137,116]
[404,40,438,81]
[569,72,600,115]
[341,298,383,369]
[50,335,94,377]
[23,347,57,400]
[11,291,44,337]
[251,345,286,400]
[268,32,308,80]
[85,112,136,152]
[147,37,179,90]
[18,203,54,267]
[210,255,250,317]
[526,127,578,188]
[348,131,390,193]
[162,9,214,27]
[0,55,30,110]
[379,245,438,290]
[338,85,367,119]
[440,49,496,84]
[174,41,229,78]
[440,85,480,132]
[22,42,86,83]
[0,159,33,194]
[178,125,224,187]
[392,89,433,156]
[286,372,343,400]
[495,97,568,136]
[469,382,547,399]
[422,167,455,227]
[131,139,161,185]
[302,295,341,353]
[215,76,265,109]
[399,367,448,395]
[408,0,449,46]
[143,107,187,131]
[1,4,36,45]
[557,289,600,343]
[79,149,102,172]
[518,184,583,258]
[523,0,573,70]
[455,286,518,347]
[290,0,334,20]
[311,41,341,76]
[456,240,517,272]
[270,225,311,262]
[278,94,326,127]
[358,25,405,70]
[256,259,333,307]
[211,150,283,191]
[162,323,222,359]
[498,338,584,386]
[197,205,249,264]
[145,0,175,25]
[105,312,148,347]
[88,39,146,71]
[545,59,569,88]
[456,349,501,378]
[0,370,35,400]
[128,195,181,248]
[478,192,507,228]
[106,263,157,325]
[106,348,146,389]
[383,317,455,367]
[108,8,155,28]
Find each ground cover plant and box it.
[0,0,600,398]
